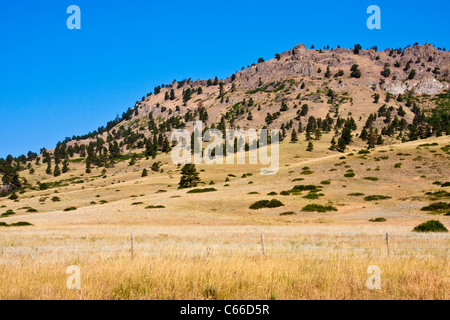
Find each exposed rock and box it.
[382,77,448,95]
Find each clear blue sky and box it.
[0,0,449,158]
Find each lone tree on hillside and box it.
[306,142,314,152]
[178,163,200,189]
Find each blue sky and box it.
[0,0,449,158]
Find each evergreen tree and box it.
[142,168,148,177]
[151,162,160,172]
[350,64,361,78]
[53,163,61,177]
[62,159,69,173]
[306,142,314,152]
[367,131,377,149]
[290,129,298,143]
[330,137,336,150]
[324,66,331,78]
[178,163,200,189]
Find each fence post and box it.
[385,232,390,257]
[260,233,266,257]
[131,234,134,260]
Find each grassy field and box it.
[0,135,449,299]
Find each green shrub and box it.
[320,180,331,185]
[348,193,365,196]
[425,190,450,200]
[267,192,278,196]
[303,193,324,199]
[247,192,260,195]
[394,163,402,168]
[344,172,355,178]
[131,202,144,205]
[145,205,166,209]
[301,170,314,175]
[369,217,387,222]
[363,177,379,181]
[442,182,450,187]
[420,202,450,212]
[292,178,305,182]
[51,196,61,202]
[358,149,370,154]
[1,210,16,217]
[413,220,448,232]
[10,221,33,227]
[301,204,338,212]
[364,195,391,201]
[280,211,296,216]
[249,199,284,210]
[26,208,38,213]
[187,188,217,194]
[63,207,77,212]
[0,221,34,227]
[291,185,322,192]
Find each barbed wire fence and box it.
[0,231,448,265]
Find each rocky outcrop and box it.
[382,77,448,95]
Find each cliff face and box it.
[382,77,449,95]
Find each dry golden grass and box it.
[0,135,449,300]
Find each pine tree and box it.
[337,137,347,152]
[315,128,322,140]
[62,159,69,173]
[53,163,61,177]
[178,163,200,189]
[170,89,176,100]
[330,137,336,150]
[325,66,331,78]
[151,162,160,172]
[306,141,314,152]
[142,169,148,177]
[85,159,91,174]
[367,131,377,149]
[46,161,52,175]
[290,129,298,143]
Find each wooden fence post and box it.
[131,234,134,260]
[385,232,390,257]
[260,233,266,257]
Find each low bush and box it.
[1,210,16,218]
[63,207,77,212]
[413,220,448,232]
[420,202,450,212]
[280,211,296,216]
[303,193,324,200]
[187,188,217,194]
[363,177,379,181]
[364,195,391,201]
[291,185,322,192]
[369,217,387,222]
[301,204,338,212]
[0,221,33,227]
[344,172,355,178]
[145,205,165,209]
[249,199,284,210]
